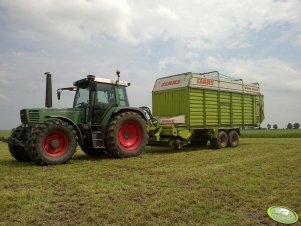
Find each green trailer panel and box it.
[152,71,264,129]
[152,88,189,124]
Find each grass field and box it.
[241,129,301,138]
[0,131,300,225]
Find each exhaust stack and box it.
[45,72,52,108]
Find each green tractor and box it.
[1,71,148,165]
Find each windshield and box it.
[73,87,89,107]
[94,83,116,107]
[73,83,129,108]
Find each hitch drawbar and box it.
[0,136,25,147]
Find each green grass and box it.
[1,138,300,225]
[0,130,10,138]
[241,129,301,138]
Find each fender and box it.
[99,106,147,131]
[113,107,147,121]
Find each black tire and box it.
[80,139,105,156]
[173,138,185,150]
[210,130,228,149]
[8,126,31,162]
[27,119,77,165]
[228,130,239,147]
[105,111,148,158]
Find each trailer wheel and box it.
[210,131,228,149]
[27,119,77,165]
[105,111,148,158]
[228,130,239,147]
[8,126,31,162]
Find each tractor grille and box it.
[28,110,40,122]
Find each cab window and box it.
[117,86,129,106]
[73,87,89,107]
[94,83,116,108]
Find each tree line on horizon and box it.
[266,123,300,130]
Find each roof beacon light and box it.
[116,70,121,82]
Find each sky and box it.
[0,0,301,129]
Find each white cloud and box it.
[132,0,301,49]
[295,34,301,47]
[1,0,301,48]
[0,62,13,105]
[1,0,136,43]
[159,57,178,70]
[202,56,301,91]
[0,93,7,102]
[156,5,179,21]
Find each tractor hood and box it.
[20,108,86,125]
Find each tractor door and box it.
[92,83,116,124]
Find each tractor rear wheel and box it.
[27,119,77,165]
[228,130,239,147]
[105,111,148,158]
[210,130,228,149]
[8,126,31,162]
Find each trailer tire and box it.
[228,130,239,147]
[105,111,148,158]
[8,126,31,162]
[210,131,228,149]
[27,119,77,165]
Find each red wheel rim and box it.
[118,121,142,151]
[43,131,68,157]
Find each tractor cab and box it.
[74,75,130,125]
[58,74,131,124]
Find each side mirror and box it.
[57,89,61,100]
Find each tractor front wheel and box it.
[105,111,148,158]
[8,126,31,162]
[27,119,77,165]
